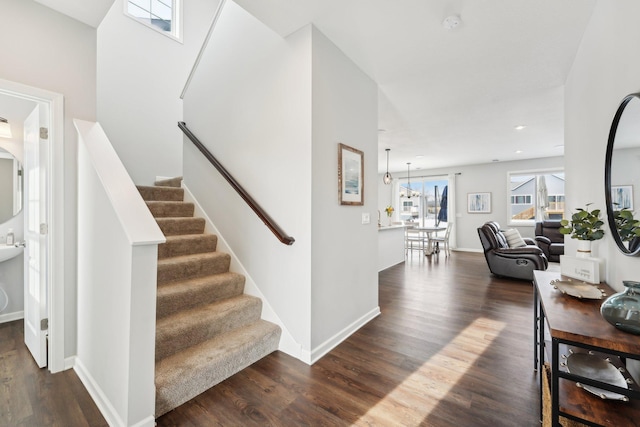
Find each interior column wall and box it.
[564,0,640,290]
[310,27,379,359]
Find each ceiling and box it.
[236,0,596,174]
[33,0,114,28]
[17,0,596,175]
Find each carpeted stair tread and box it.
[156,294,262,361]
[146,201,195,218]
[154,177,183,188]
[157,272,245,319]
[137,185,184,202]
[157,252,231,284]
[141,179,281,417]
[158,234,217,259]
[155,217,205,236]
[155,320,281,417]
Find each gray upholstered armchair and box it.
[477,221,548,280]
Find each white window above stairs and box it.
[125,0,182,42]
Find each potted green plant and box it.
[612,208,640,242]
[559,204,605,257]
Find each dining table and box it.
[412,225,446,255]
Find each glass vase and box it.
[600,281,640,335]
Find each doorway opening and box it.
[0,78,65,373]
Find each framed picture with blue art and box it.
[611,185,633,210]
[467,192,491,213]
[338,143,364,205]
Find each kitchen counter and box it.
[378,224,407,271]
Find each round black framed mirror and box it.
[605,93,640,256]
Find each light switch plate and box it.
[362,213,370,224]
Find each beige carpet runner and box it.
[138,177,281,417]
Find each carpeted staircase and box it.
[137,177,281,417]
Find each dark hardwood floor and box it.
[1,252,541,426]
[0,321,108,426]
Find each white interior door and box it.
[23,104,49,368]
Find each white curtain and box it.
[448,173,457,249]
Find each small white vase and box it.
[576,240,592,258]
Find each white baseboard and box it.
[74,358,154,427]
[0,310,23,324]
[305,307,381,365]
[64,355,76,371]
[74,358,125,427]
[453,247,484,253]
[73,356,156,427]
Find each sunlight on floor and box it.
[357,317,507,426]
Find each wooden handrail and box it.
[178,122,295,245]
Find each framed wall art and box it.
[338,143,364,205]
[467,192,491,213]
[611,185,634,210]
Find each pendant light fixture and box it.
[383,148,392,184]
[0,117,12,139]
[406,162,411,199]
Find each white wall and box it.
[310,26,379,356]
[97,0,220,185]
[182,1,379,363]
[378,156,565,251]
[0,0,97,358]
[565,0,640,291]
[182,0,313,356]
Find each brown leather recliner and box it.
[477,221,549,281]
[534,220,565,262]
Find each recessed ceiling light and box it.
[415,155,424,159]
[515,150,523,154]
[514,125,526,131]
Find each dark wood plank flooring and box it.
[0,320,108,426]
[158,252,539,426]
[1,252,541,426]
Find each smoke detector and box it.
[443,15,462,30]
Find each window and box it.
[397,176,449,225]
[508,171,565,224]
[126,0,181,41]
[402,200,414,213]
[511,195,532,205]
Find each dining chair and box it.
[405,225,425,256]
[431,223,453,257]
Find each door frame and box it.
[0,78,65,373]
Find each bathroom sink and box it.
[0,245,23,263]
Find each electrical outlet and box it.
[362,213,370,224]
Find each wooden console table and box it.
[533,270,640,426]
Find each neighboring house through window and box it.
[125,0,182,41]
[509,170,565,225]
